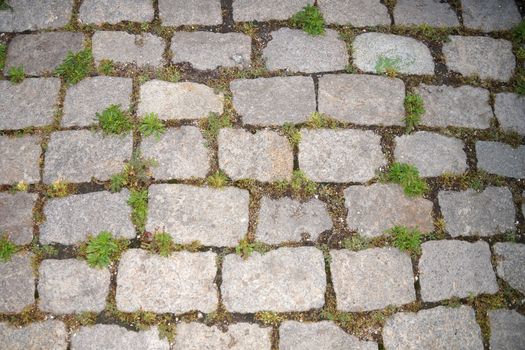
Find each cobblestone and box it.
[393,0,459,27]
[159,0,222,26]
[476,141,525,179]
[462,0,522,32]
[0,321,67,350]
[79,0,154,24]
[494,243,525,295]
[0,0,73,32]
[71,325,169,350]
[489,309,525,350]
[495,93,525,135]
[318,0,389,26]
[0,192,37,245]
[0,135,41,185]
[232,0,313,22]
[0,253,34,314]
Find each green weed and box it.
[200,112,232,145]
[512,20,525,44]
[282,122,301,147]
[291,4,325,36]
[11,181,28,192]
[96,104,133,135]
[206,170,229,188]
[320,309,353,328]
[85,231,127,268]
[516,47,525,60]
[342,235,370,251]
[147,232,174,257]
[0,235,17,262]
[55,49,93,85]
[255,311,284,326]
[110,152,155,192]
[515,68,525,95]
[404,93,425,133]
[139,113,166,139]
[157,66,181,83]
[388,226,422,256]
[384,162,428,197]
[8,66,24,83]
[274,170,317,197]
[235,238,270,259]
[0,0,11,10]
[375,56,400,77]
[305,112,338,129]
[46,179,70,198]
[0,43,6,71]
[128,190,148,232]
[98,59,114,75]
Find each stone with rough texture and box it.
[263,29,348,73]
[462,0,522,32]
[477,141,525,179]
[159,0,222,26]
[175,323,272,349]
[0,0,73,32]
[142,126,210,180]
[62,76,133,127]
[256,197,332,244]
[171,32,251,70]
[218,128,293,182]
[138,80,223,120]
[344,184,434,237]
[79,0,154,24]
[494,243,525,295]
[299,129,386,183]
[0,192,37,245]
[443,36,515,82]
[393,0,459,27]
[5,32,84,76]
[495,93,525,135]
[318,74,405,126]
[383,306,483,349]
[231,76,315,125]
[331,248,416,311]
[353,33,434,75]
[0,135,41,185]
[116,249,217,313]
[222,247,326,312]
[318,0,389,26]
[71,325,169,350]
[0,321,67,350]
[394,131,467,177]
[419,240,498,302]
[38,259,110,314]
[147,184,249,247]
[0,253,34,314]
[0,78,61,130]
[489,310,525,350]
[233,0,313,21]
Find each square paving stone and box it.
[159,0,222,26]
[146,184,249,247]
[477,141,525,179]
[393,0,459,27]
[71,325,169,350]
[0,253,35,314]
[43,130,132,184]
[79,0,154,24]
[489,309,525,350]
[233,0,313,22]
[318,0,390,26]
[419,240,498,302]
[0,192,37,245]
[495,93,525,135]
[462,0,522,32]
[62,76,133,127]
[230,76,315,126]
[0,78,61,130]
[0,321,67,350]
[0,135,41,185]
[494,243,525,295]
[5,32,84,76]
[116,249,217,313]
[0,0,73,32]
[222,247,326,312]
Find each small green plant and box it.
[515,68,525,95]
[139,113,166,139]
[200,113,232,144]
[290,170,317,196]
[255,311,284,326]
[345,64,355,74]
[0,43,6,71]
[11,181,28,192]
[516,47,525,60]
[375,56,400,77]
[291,4,325,36]
[235,238,269,259]
[388,226,422,256]
[96,104,133,135]
[85,231,123,268]
[146,232,174,257]
[0,235,17,262]
[512,20,525,44]
[157,66,181,83]
[0,0,11,10]
[8,66,24,83]
[320,310,353,327]
[404,93,425,133]
[46,179,70,198]
[55,49,93,85]
[128,190,148,232]
[343,235,370,251]
[206,170,229,188]
[110,152,155,192]
[384,162,428,197]
[305,112,338,129]
[282,123,301,147]
[98,59,114,75]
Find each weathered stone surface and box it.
[393,0,459,27]
[218,128,293,182]
[159,0,222,26]
[318,74,405,126]
[0,253,34,314]
[394,131,467,177]
[0,0,73,32]
[477,141,525,179]
[299,129,386,182]
[62,76,133,127]
[256,197,332,244]
[462,0,522,32]
[344,184,434,237]
[222,247,326,312]
[263,29,348,73]
[147,184,249,247]
[231,76,315,125]
[92,31,164,67]
[43,130,132,184]
[71,325,169,350]
[494,243,525,295]
[38,259,110,314]
[40,190,135,245]
[171,32,251,70]
[116,249,217,313]
[0,78,61,130]
[138,80,223,120]
[175,323,272,349]
[318,0,389,26]
[495,93,525,135]
[419,240,498,302]
[0,135,41,185]
[383,306,483,349]
[142,126,210,180]
[489,309,525,350]
[5,32,84,76]
[79,0,154,24]
[353,33,434,75]
[233,0,313,21]
[331,248,415,311]
[0,321,67,350]
[443,36,515,82]
[416,84,493,129]
[0,192,37,245]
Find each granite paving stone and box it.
[0,321,67,350]
[0,0,73,32]
[0,135,41,185]
[232,0,313,22]
[71,325,169,350]
[0,192,37,245]
[393,0,459,27]
[462,0,522,32]
[476,141,525,179]
[317,0,389,26]
[79,0,154,24]
[494,243,525,295]
[489,310,525,350]
[159,0,222,26]
[0,253,35,314]
[495,93,525,135]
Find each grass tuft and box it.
[96,104,133,135]
[11,181,29,192]
[0,235,17,262]
[200,112,232,145]
[342,235,370,251]
[305,112,339,129]
[128,190,148,232]
[143,231,175,257]
[110,152,155,192]
[515,68,525,95]
[375,56,400,77]
[512,20,525,44]
[235,238,270,259]
[84,231,128,268]
[282,122,301,147]
[274,170,318,197]
[384,162,428,197]
[0,43,6,71]
[291,4,325,36]
[8,66,24,83]
[157,66,181,83]
[388,226,422,256]
[98,59,115,75]
[139,113,166,139]
[206,170,229,188]
[46,179,70,198]
[255,311,284,326]
[55,49,93,85]
[403,93,425,133]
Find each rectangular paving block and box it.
[71,325,169,350]
[489,309,525,350]
[116,249,217,313]
[147,184,249,247]
[0,192,37,245]
[476,141,525,179]
[495,93,525,135]
[233,0,313,21]
[494,243,525,295]
[0,321,67,350]
[0,0,73,32]
[159,0,222,26]
[0,253,35,314]
[0,135,41,185]
[462,0,522,32]
[318,0,389,26]
[393,0,459,27]
[222,247,326,312]
[79,0,154,24]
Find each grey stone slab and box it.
[0,321,67,350]
[299,129,386,183]
[383,306,483,350]
[231,76,316,126]
[218,128,293,182]
[43,130,132,184]
[318,0,390,26]
[79,0,154,24]
[71,325,169,350]
[393,0,459,27]
[419,240,498,302]
[443,36,515,82]
[146,184,249,247]
[344,184,434,238]
[477,142,525,179]
[159,0,222,26]
[263,28,348,73]
[353,33,434,75]
[0,253,34,314]
[5,32,84,76]
[0,192,37,245]
[137,80,223,121]
[142,126,210,180]
[416,84,493,129]
[62,76,133,128]
[0,0,73,32]
[116,249,217,313]
[175,323,272,350]
[489,310,525,350]
[233,0,313,21]
[462,0,522,32]
[494,243,525,295]
[222,247,326,312]
[92,31,164,67]
[495,93,525,135]
[318,74,405,126]
[394,131,467,177]
[38,259,110,314]
[0,78,61,130]
[0,135,41,185]
[171,32,251,70]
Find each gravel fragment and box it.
[0,135,41,185]
[476,141,525,179]
[0,253,35,314]
[232,0,313,21]
[494,243,525,295]
[159,0,222,26]
[0,321,67,350]
[495,93,525,135]
[462,0,522,32]
[71,325,169,350]
[489,309,525,350]
[0,0,74,32]
[0,192,37,245]
[393,0,459,27]
[79,0,154,24]
[318,0,390,26]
